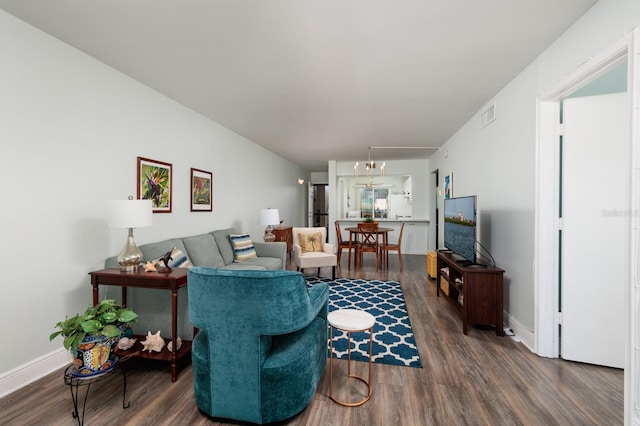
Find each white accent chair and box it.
[292,227,337,279]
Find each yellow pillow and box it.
[298,232,324,253]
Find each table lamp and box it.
[260,208,280,242]
[108,196,153,271]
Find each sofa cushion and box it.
[183,233,225,268]
[237,256,281,270]
[230,233,258,262]
[139,239,188,264]
[212,228,237,265]
[219,263,267,271]
[218,256,281,271]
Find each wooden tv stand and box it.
[436,251,505,336]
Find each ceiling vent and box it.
[480,102,496,129]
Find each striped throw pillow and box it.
[230,233,257,262]
[153,247,193,268]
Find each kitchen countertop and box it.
[337,218,429,222]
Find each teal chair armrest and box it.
[307,282,329,319]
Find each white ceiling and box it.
[0,0,597,170]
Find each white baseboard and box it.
[0,348,69,398]
[504,311,535,353]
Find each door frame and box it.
[431,169,439,250]
[535,29,639,424]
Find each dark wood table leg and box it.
[91,277,99,306]
[171,289,178,382]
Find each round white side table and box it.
[328,308,375,406]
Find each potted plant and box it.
[50,299,138,376]
[362,215,378,225]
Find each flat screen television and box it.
[443,195,477,264]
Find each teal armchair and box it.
[187,267,329,424]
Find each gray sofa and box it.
[104,228,286,339]
[106,227,286,271]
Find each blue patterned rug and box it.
[306,277,422,368]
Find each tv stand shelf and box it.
[436,251,505,336]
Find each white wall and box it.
[429,0,640,338]
[0,10,307,392]
[430,65,537,331]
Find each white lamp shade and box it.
[260,208,280,226]
[108,199,153,228]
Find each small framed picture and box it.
[191,168,213,212]
[444,173,453,199]
[137,157,172,213]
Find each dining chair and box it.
[356,222,379,270]
[381,222,405,271]
[335,221,357,269]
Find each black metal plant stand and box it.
[63,359,129,426]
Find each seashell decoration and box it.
[141,330,165,353]
[167,337,182,352]
[118,337,137,351]
[143,261,157,272]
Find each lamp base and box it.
[118,230,143,272]
[119,264,140,272]
[264,225,276,243]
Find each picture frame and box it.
[137,157,172,213]
[444,172,453,199]
[190,168,213,212]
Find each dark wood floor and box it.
[0,254,623,425]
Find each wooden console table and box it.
[272,226,293,257]
[88,267,192,382]
[436,251,505,336]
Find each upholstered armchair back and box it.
[292,226,327,247]
[187,267,329,424]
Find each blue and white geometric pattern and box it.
[306,277,422,368]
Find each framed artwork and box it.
[444,173,453,199]
[137,157,172,213]
[191,168,213,212]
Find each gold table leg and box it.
[329,325,373,407]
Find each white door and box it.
[561,92,628,368]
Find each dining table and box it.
[344,226,394,270]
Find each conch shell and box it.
[118,337,137,350]
[167,337,182,352]
[141,330,165,353]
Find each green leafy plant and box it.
[49,299,138,353]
